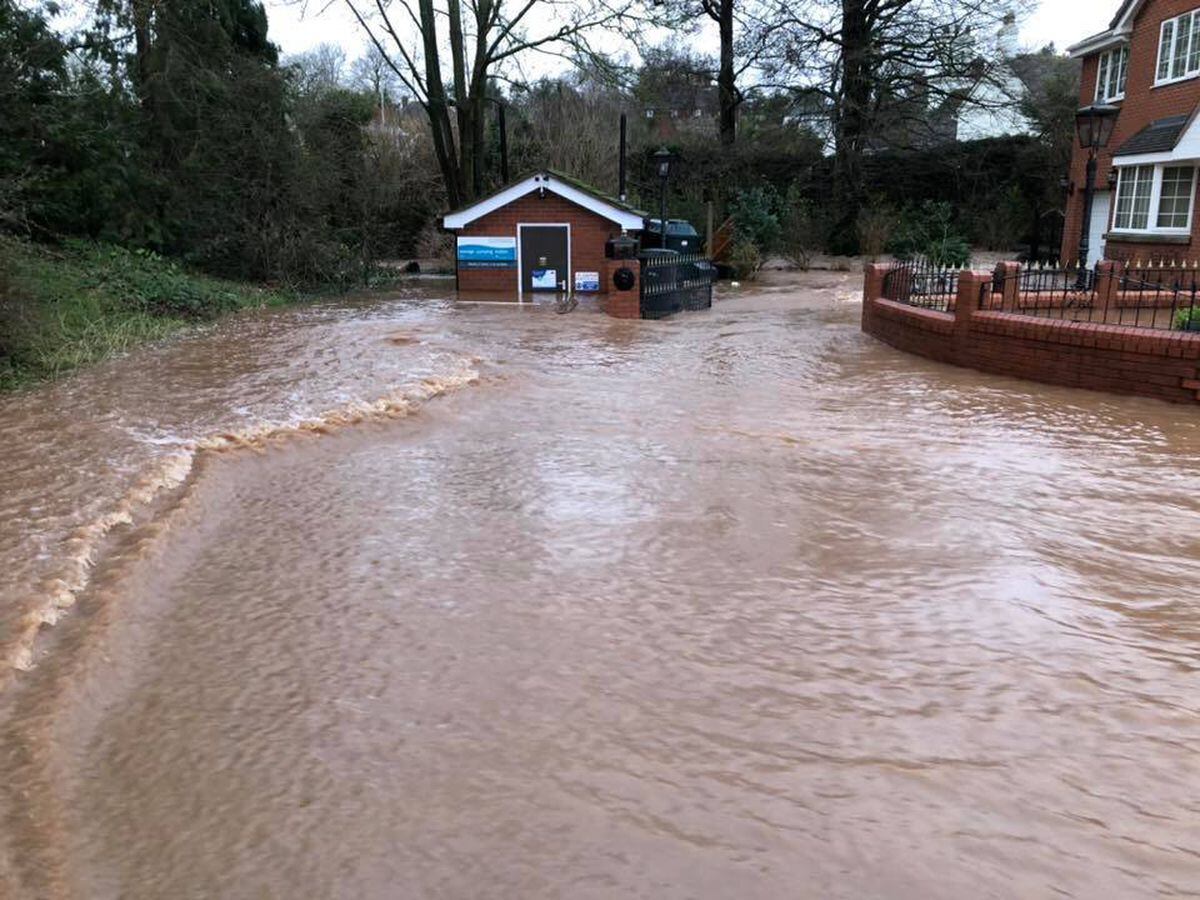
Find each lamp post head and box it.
[1075,104,1120,152]
[654,146,675,181]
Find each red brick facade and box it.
[1063,0,1200,264]
[454,193,625,297]
[862,264,1200,403]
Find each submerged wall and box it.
[861,265,1200,404]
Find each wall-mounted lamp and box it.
[1107,168,1119,189]
[1060,176,1075,196]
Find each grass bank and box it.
[0,238,294,390]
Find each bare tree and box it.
[351,45,406,107]
[288,43,349,95]
[341,0,652,207]
[508,77,627,190]
[766,0,1029,254]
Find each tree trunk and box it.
[131,0,152,106]
[716,0,736,145]
[468,85,487,196]
[418,0,464,207]
[830,0,870,256]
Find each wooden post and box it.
[705,200,714,257]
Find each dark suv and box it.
[642,218,703,253]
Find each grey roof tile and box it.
[1113,115,1190,156]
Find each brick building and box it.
[442,171,645,301]
[1064,0,1200,265]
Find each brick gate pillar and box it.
[954,271,990,350]
[601,258,641,319]
[862,263,890,330]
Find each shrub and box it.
[781,182,830,269]
[729,185,783,254]
[887,201,970,268]
[969,185,1025,252]
[857,205,897,261]
[1175,306,1200,331]
[415,222,456,273]
[728,239,763,280]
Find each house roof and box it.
[442,170,647,231]
[1110,0,1140,29]
[1068,0,1154,57]
[1114,115,1191,156]
[1066,0,1143,57]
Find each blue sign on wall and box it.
[457,237,517,269]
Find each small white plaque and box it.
[574,271,600,292]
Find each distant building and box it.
[635,56,719,140]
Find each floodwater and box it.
[2,273,1200,899]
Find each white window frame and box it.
[1111,164,1197,235]
[1156,8,1200,86]
[1095,46,1128,101]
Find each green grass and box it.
[0,237,294,390]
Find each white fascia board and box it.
[442,174,543,229]
[543,176,645,231]
[1111,0,1147,33]
[1113,150,1200,166]
[1068,30,1129,59]
[442,172,644,231]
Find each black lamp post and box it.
[1074,103,1120,286]
[654,147,676,250]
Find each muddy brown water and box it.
[2,273,1200,898]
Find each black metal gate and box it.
[639,253,716,319]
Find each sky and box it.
[264,0,1117,62]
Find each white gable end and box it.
[443,173,644,231]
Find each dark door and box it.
[520,226,569,294]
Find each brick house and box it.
[1064,0,1200,265]
[442,171,645,301]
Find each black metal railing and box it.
[1119,263,1200,287]
[995,262,1095,297]
[987,264,1200,332]
[639,253,716,319]
[882,256,961,312]
[983,263,1095,311]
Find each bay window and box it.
[1112,164,1197,233]
[1157,8,1200,84]
[1096,46,1128,101]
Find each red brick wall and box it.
[454,192,624,296]
[861,264,1200,403]
[1063,0,1200,264]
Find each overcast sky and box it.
[265,0,1115,66]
